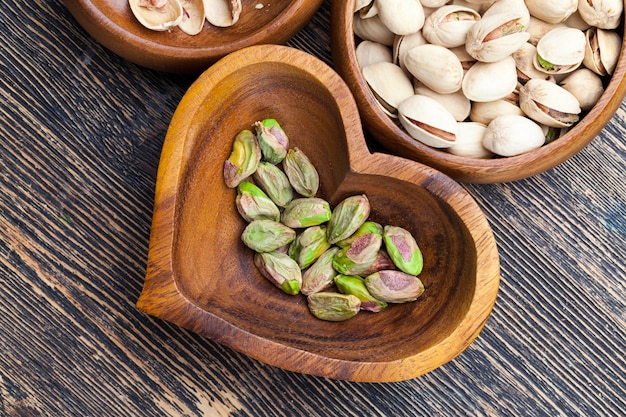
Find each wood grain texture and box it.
[0,0,624,415]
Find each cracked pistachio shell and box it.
[365,270,425,303]
[335,275,387,312]
[534,27,586,75]
[223,129,261,188]
[414,81,471,122]
[254,118,289,164]
[288,225,331,269]
[326,195,371,244]
[583,27,622,76]
[204,0,241,27]
[129,0,183,31]
[354,0,377,18]
[447,122,495,159]
[383,225,423,276]
[332,232,383,276]
[559,68,604,111]
[307,292,361,321]
[283,147,319,198]
[577,0,623,29]
[393,31,427,70]
[465,12,530,63]
[178,0,205,35]
[519,79,581,128]
[235,181,280,222]
[241,220,296,253]
[362,62,414,117]
[423,5,481,48]
[398,94,458,148]
[354,14,396,46]
[356,41,393,69]
[404,44,464,94]
[525,0,577,24]
[482,114,545,156]
[253,162,294,208]
[301,247,339,296]
[254,251,302,295]
[376,0,425,35]
[462,56,518,102]
[513,43,557,85]
[281,198,332,229]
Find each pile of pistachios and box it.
[223,119,425,321]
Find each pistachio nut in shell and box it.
[513,43,557,85]
[235,181,281,222]
[356,41,393,69]
[129,0,183,31]
[242,220,296,253]
[526,17,567,46]
[534,27,586,75]
[577,0,623,29]
[519,79,582,128]
[462,56,518,102]
[253,162,294,208]
[301,247,339,296]
[281,198,332,229]
[307,292,361,321]
[469,97,524,125]
[482,0,530,27]
[326,195,371,244]
[423,5,481,48]
[404,44,464,94]
[376,0,425,35]
[447,122,495,159]
[204,0,241,27]
[223,129,261,188]
[254,118,289,164]
[283,147,319,197]
[559,68,604,111]
[354,14,396,46]
[465,12,530,63]
[482,114,545,156]
[362,62,414,117]
[383,225,423,276]
[254,251,302,295]
[525,0,577,24]
[583,27,622,76]
[414,81,471,122]
[365,270,425,304]
[398,94,458,148]
[393,31,427,70]
[421,0,449,7]
[335,274,387,312]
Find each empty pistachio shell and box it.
[223,129,261,188]
[178,0,205,35]
[253,162,294,208]
[376,0,425,35]
[254,251,302,295]
[365,270,425,303]
[383,225,423,276]
[283,147,319,197]
[129,0,183,31]
[326,195,371,244]
[254,118,289,164]
[307,292,361,321]
[335,274,387,312]
[241,219,296,253]
[482,115,545,156]
[288,225,331,269]
[301,247,339,296]
[204,0,241,27]
[577,0,623,29]
[235,181,280,222]
[281,198,332,229]
[583,27,622,76]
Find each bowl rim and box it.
[136,44,501,382]
[331,0,626,183]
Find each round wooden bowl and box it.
[330,0,626,183]
[136,44,500,382]
[64,0,323,73]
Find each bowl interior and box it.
[331,0,626,183]
[138,45,499,380]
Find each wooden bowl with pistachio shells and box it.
[136,44,500,382]
[64,0,323,73]
[331,0,626,183]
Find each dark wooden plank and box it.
[1,0,624,416]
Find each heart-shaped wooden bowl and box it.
[64,0,323,73]
[331,0,626,183]
[136,45,500,382]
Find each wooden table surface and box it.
[1,1,624,416]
